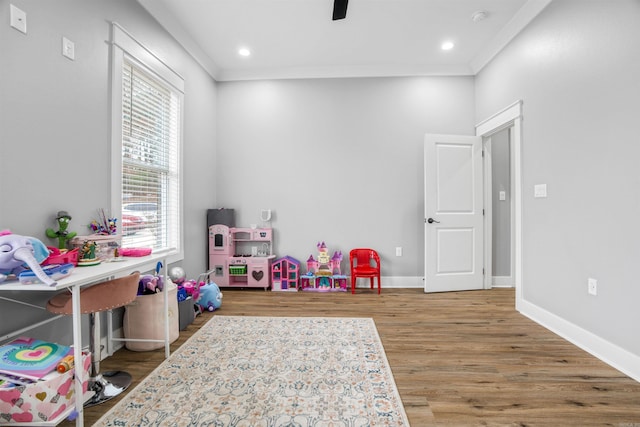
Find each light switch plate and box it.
[499,191,506,201]
[10,4,27,34]
[62,37,75,60]
[534,184,547,198]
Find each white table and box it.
[0,251,175,426]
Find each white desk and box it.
[0,251,175,426]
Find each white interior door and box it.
[424,134,484,293]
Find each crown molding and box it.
[470,0,553,74]
[137,0,220,80]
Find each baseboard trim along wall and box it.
[519,298,640,383]
[352,276,424,289]
[492,276,515,287]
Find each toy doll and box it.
[45,211,77,250]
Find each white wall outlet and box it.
[395,247,402,257]
[10,4,27,34]
[534,184,547,198]
[62,37,75,60]
[588,278,597,296]
[499,190,506,201]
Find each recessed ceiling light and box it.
[441,41,455,51]
[238,48,251,57]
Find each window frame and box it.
[109,23,183,263]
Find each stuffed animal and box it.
[138,274,164,295]
[196,281,222,312]
[45,211,77,250]
[0,230,55,285]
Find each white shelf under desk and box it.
[0,251,175,427]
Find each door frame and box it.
[476,100,523,307]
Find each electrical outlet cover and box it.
[10,4,27,34]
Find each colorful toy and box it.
[43,247,79,267]
[271,256,301,291]
[18,263,74,285]
[45,211,77,250]
[0,230,55,286]
[301,242,347,292]
[168,266,186,284]
[118,247,152,257]
[196,281,222,311]
[89,208,117,235]
[181,280,200,302]
[138,274,164,295]
[77,240,100,266]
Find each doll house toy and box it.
[300,242,348,292]
[271,256,301,292]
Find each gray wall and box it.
[216,77,475,279]
[491,128,511,278]
[0,0,216,342]
[476,0,640,357]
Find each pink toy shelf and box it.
[271,256,301,292]
[208,225,274,289]
[300,242,347,292]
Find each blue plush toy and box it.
[196,281,222,312]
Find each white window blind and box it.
[120,58,180,251]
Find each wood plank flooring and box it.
[63,288,640,426]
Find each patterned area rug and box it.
[96,316,409,426]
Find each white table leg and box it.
[163,259,170,358]
[71,285,84,427]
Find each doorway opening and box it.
[476,101,523,307]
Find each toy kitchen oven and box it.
[208,225,275,289]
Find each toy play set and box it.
[271,256,301,291]
[300,242,348,292]
[208,225,274,289]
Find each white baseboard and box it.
[351,276,423,289]
[519,298,640,383]
[492,276,514,287]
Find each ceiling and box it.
[137,0,552,82]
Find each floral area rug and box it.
[96,316,409,426]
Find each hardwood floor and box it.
[64,288,640,426]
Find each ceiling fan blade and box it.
[332,0,348,20]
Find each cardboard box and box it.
[0,352,90,424]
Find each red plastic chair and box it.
[349,248,381,294]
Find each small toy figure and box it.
[77,240,100,266]
[45,211,77,250]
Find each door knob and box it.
[427,218,440,224]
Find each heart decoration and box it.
[14,345,55,362]
[252,270,264,281]
[35,392,47,401]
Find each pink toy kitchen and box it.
[208,225,274,289]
